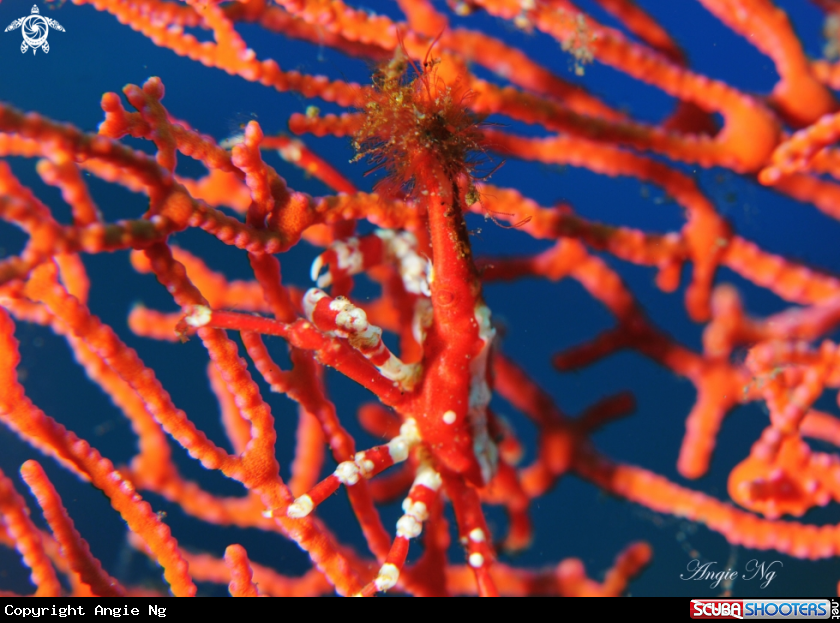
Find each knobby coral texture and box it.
[1,0,840,598]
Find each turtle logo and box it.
[5,5,65,55]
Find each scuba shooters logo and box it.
[690,599,837,619]
[4,5,65,54]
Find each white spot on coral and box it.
[387,437,409,463]
[414,465,442,492]
[469,553,484,568]
[335,461,360,486]
[354,452,375,477]
[184,305,212,328]
[401,498,428,521]
[219,133,245,149]
[469,528,486,543]
[278,141,302,163]
[442,410,457,425]
[396,514,422,539]
[399,419,420,445]
[287,494,313,518]
[374,563,400,591]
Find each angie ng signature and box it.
[681,559,783,590]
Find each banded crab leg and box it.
[311,230,431,297]
[284,286,426,517]
[287,419,420,518]
[443,470,499,597]
[359,460,443,596]
[303,288,421,391]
